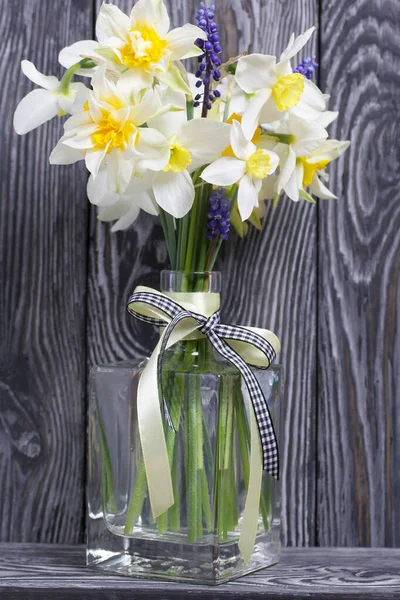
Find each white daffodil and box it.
[13,60,89,135]
[235,27,326,138]
[86,0,206,95]
[49,66,170,194]
[270,113,328,201]
[149,96,231,217]
[201,120,279,221]
[303,139,350,199]
[88,167,157,230]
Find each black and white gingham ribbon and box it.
[128,291,279,479]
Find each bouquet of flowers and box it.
[14,0,349,585]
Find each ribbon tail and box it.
[137,331,174,519]
[238,391,263,565]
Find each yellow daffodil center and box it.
[222,113,262,157]
[300,157,330,186]
[164,142,191,173]
[91,112,137,153]
[120,25,167,70]
[246,149,271,179]
[272,73,304,112]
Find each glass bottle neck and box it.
[160,271,221,316]
[160,271,221,294]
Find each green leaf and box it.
[299,188,316,203]
[272,193,281,208]
[230,204,249,238]
[248,210,262,231]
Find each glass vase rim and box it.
[161,270,221,276]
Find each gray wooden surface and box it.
[1,0,399,549]
[0,0,92,543]
[317,0,400,547]
[1,544,400,599]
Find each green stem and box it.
[169,437,181,531]
[59,58,96,95]
[186,370,199,542]
[183,195,199,273]
[159,209,176,268]
[98,415,116,513]
[124,459,147,535]
[157,372,183,533]
[176,214,190,270]
[216,378,228,542]
[191,181,209,273]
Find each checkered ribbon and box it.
[127,290,279,479]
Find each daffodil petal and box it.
[13,89,59,135]
[289,116,328,156]
[153,170,195,218]
[130,0,170,38]
[85,147,108,178]
[230,119,254,160]
[277,145,296,193]
[136,127,170,171]
[236,54,276,94]
[238,174,259,221]
[98,196,134,221]
[128,89,163,126]
[95,3,130,44]
[241,88,271,140]
[279,27,315,62]
[137,190,158,215]
[201,157,246,186]
[68,82,91,114]
[58,41,100,75]
[307,139,350,162]
[118,68,154,96]
[49,136,84,164]
[309,175,338,199]
[110,202,141,231]
[284,166,301,201]
[87,170,120,206]
[259,95,284,124]
[106,149,133,194]
[20,60,59,91]
[167,24,207,61]
[179,119,231,171]
[290,78,326,120]
[157,64,192,95]
[317,110,338,128]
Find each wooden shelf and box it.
[0,544,399,599]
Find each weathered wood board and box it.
[1,544,400,599]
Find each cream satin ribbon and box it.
[128,286,280,564]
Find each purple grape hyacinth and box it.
[194,2,222,116]
[293,56,318,80]
[206,188,230,241]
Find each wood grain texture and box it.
[0,0,93,542]
[88,0,319,547]
[1,545,400,599]
[317,0,400,546]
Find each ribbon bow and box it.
[127,286,280,563]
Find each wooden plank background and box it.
[0,0,399,548]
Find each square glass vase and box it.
[87,345,283,585]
